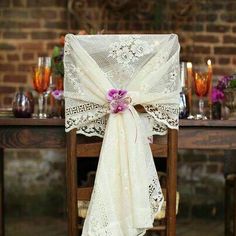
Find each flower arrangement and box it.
[51,34,65,77]
[211,75,236,103]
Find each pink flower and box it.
[107,89,129,113]
[106,89,127,101]
[51,90,64,100]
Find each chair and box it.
[66,124,178,236]
[64,34,180,236]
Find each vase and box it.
[49,95,65,118]
[12,88,34,118]
[224,88,236,120]
[212,102,221,120]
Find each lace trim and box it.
[143,104,179,130]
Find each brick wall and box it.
[0,0,68,107]
[1,0,236,107]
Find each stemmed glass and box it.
[33,57,51,118]
[194,72,209,120]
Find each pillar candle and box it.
[187,62,193,115]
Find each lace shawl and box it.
[64,34,180,236]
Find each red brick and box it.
[31,9,57,19]
[7,54,20,61]
[223,35,236,44]
[18,21,41,28]
[0,86,16,94]
[221,14,236,23]
[18,43,44,51]
[233,58,236,65]
[31,32,57,40]
[218,58,230,65]
[196,14,217,22]
[213,67,234,76]
[27,0,67,7]
[3,75,27,83]
[214,47,236,55]
[232,26,236,33]
[0,43,16,50]
[0,63,15,72]
[18,64,35,72]
[44,21,67,29]
[181,24,204,32]
[2,9,28,18]
[185,45,211,54]
[22,53,35,61]
[3,31,28,39]
[192,35,219,43]
[207,24,230,33]
[3,96,13,105]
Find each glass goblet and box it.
[194,72,209,120]
[33,57,51,118]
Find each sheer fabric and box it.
[64,34,180,236]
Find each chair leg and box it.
[166,129,177,236]
[225,178,231,236]
[67,130,78,236]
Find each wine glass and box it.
[194,72,209,120]
[33,57,51,118]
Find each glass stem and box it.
[38,93,44,118]
[199,98,204,116]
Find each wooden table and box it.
[0,118,236,236]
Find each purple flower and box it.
[216,76,232,91]
[106,89,127,101]
[211,87,224,103]
[107,89,129,113]
[51,90,64,100]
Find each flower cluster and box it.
[212,75,236,103]
[106,89,130,114]
[108,36,153,65]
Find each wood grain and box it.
[0,127,65,148]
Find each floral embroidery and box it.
[108,36,153,68]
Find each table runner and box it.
[64,34,180,236]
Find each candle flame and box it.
[207,59,211,66]
[187,62,192,69]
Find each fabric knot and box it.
[107,89,132,114]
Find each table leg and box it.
[0,148,4,236]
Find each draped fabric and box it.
[64,34,180,236]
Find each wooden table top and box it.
[0,118,235,127]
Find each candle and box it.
[207,59,213,119]
[187,62,193,115]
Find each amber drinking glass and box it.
[33,57,51,118]
[194,72,209,119]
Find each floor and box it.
[5,217,224,236]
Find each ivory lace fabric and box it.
[64,34,180,236]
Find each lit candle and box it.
[187,62,193,115]
[207,59,213,119]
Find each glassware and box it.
[194,72,209,119]
[33,57,51,118]
[12,88,34,118]
[179,62,189,119]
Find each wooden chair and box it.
[66,122,178,236]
